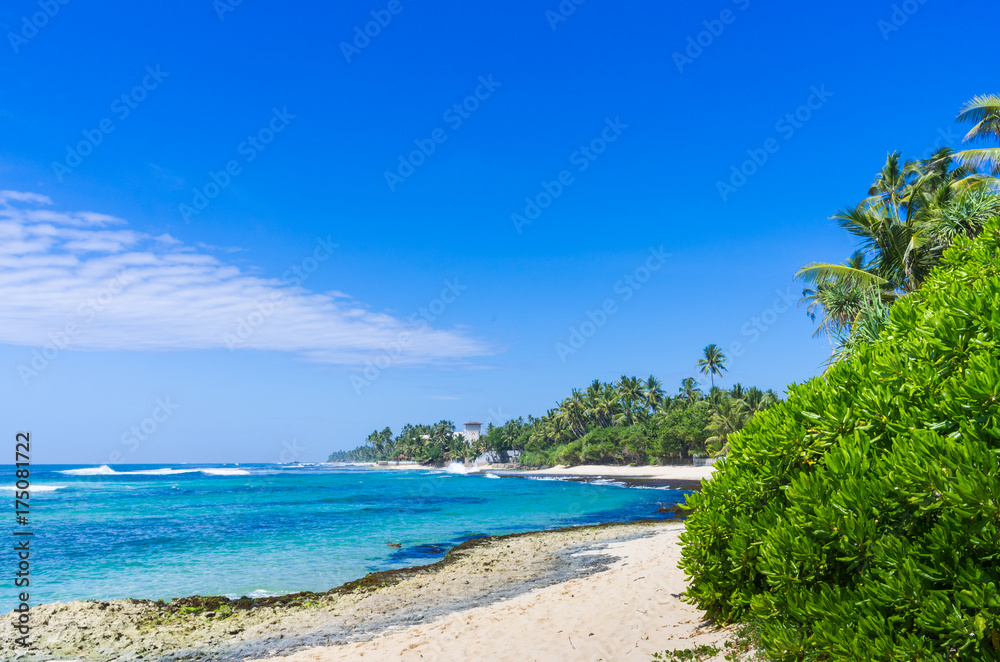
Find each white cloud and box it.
[0,192,494,365]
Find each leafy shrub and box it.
[517,450,554,467]
[680,220,1000,661]
[655,404,711,458]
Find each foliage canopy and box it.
[681,220,1000,661]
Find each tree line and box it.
[329,347,778,466]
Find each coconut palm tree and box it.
[697,344,727,389]
[954,94,1000,175]
[797,150,979,298]
[742,387,779,415]
[644,376,666,415]
[704,394,749,457]
[795,140,1000,364]
[798,250,872,343]
[678,377,702,404]
[597,384,619,428]
[616,376,645,425]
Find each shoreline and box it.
[0,519,722,662]
[351,461,715,490]
[249,521,729,662]
[500,464,715,492]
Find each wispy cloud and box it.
[0,191,494,365]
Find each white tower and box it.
[463,421,483,442]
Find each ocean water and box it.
[2,464,689,605]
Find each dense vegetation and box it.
[681,218,1000,661]
[680,96,1000,661]
[519,375,778,466]
[329,370,780,466]
[327,420,483,464]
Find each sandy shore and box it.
[510,464,716,481]
[0,521,726,662]
[248,523,728,662]
[355,462,716,483]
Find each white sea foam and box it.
[200,468,250,476]
[484,473,501,479]
[57,465,116,476]
[446,462,481,474]
[57,466,249,477]
[224,589,277,600]
[1,484,67,492]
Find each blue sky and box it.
[1,0,997,463]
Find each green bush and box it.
[518,450,553,467]
[655,404,711,459]
[680,220,1000,661]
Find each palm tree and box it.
[797,150,979,298]
[799,250,871,343]
[678,377,702,404]
[616,376,645,425]
[954,94,1000,175]
[697,344,727,389]
[743,387,779,415]
[704,394,749,457]
[597,384,619,428]
[795,140,1000,363]
[644,376,666,414]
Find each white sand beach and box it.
[249,524,729,662]
[359,462,717,482]
[511,464,717,481]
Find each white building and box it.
[463,421,483,442]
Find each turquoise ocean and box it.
[3,464,689,605]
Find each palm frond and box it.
[953,149,1000,175]
[956,94,1000,143]
[795,263,891,289]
